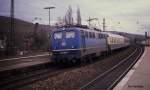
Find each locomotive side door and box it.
[81,30,86,51]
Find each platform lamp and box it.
[44,6,55,26]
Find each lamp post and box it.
[44,6,55,26]
[6,0,15,55]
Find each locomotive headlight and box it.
[71,46,74,48]
[60,52,68,54]
[62,42,66,46]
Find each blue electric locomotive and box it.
[51,26,108,63]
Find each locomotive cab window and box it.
[89,32,92,38]
[54,32,62,39]
[66,31,75,38]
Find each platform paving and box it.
[114,47,150,90]
[0,53,50,72]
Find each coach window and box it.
[100,34,103,38]
[103,34,106,38]
[104,34,107,38]
[116,39,118,43]
[95,33,97,38]
[112,38,114,43]
[81,30,85,37]
[110,38,112,43]
[113,38,115,44]
[54,32,62,39]
[85,31,88,38]
[66,31,75,38]
[95,33,98,38]
[114,39,116,44]
[91,32,93,38]
[114,38,116,44]
[98,33,100,38]
[91,33,93,38]
[93,33,95,38]
[101,34,103,38]
[89,32,91,38]
[90,32,93,38]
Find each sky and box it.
[0,0,150,34]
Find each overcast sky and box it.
[0,0,150,34]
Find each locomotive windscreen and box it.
[66,31,75,39]
[54,32,62,39]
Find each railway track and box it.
[0,62,78,90]
[0,63,53,90]
[79,45,144,90]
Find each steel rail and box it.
[107,47,143,90]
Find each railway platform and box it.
[114,47,150,90]
[0,52,50,72]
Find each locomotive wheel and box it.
[81,57,86,65]
[88,56,93,63]
[72,59,77,63]
[70,59,77,65]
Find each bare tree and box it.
[65,5,74,25]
